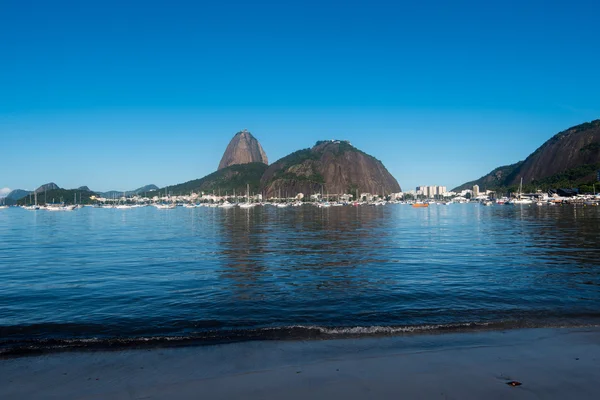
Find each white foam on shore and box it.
[266,322,492,335]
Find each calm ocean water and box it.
[1,204,599,354]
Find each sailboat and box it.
[115,192,132,209]
[154,203,176,209]
[583,184,599,206]
[23,191,41,210]
[277,189,289,208]
[317,187,331,208]
[154,187,176,209]
[510,178,533,205]
[239,184,254,208]
[219,194,235,208]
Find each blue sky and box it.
[1,0,599,193]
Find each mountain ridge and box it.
[260,140,400,198]
[454,120,600,191]
[99,184,159,198]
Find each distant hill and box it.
[6,189,30,200]
[453,162,524,192]
[3,189,31,205]
[17,188,97,205]
[454,120,600,192]
[166,163,268,196]
[260,140,401,198]
[218,130,268,170]
[35,182,60,193]
[100,184,159,198]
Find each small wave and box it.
[4,319,598,358]
[262,321,492,335]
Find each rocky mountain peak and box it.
[218,130,268,170]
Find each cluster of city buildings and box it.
[373,184,498,201]
[415,185,448,198]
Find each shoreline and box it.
[3,320,599,358]
[2,327,599,399]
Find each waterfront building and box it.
[416,185,448,198]
[340,194,353,202]
[360,193,374,202]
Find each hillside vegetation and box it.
[164,163,268,196]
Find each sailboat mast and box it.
[518,177,523,199]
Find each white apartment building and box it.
[416,185,448,198]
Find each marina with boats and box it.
[4,191,599,211]
[4,176,600,212]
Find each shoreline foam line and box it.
[2,319,600,358]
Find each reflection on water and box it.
[0,204,599,348]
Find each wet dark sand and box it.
[1,327,599,399]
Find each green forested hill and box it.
[16,189,98,205]
[164,163,268,196]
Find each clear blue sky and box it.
[1,0,599,193]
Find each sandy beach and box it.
[1,327,599,399]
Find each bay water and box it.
[1,204,599,354]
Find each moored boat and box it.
[154,203,176,209]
